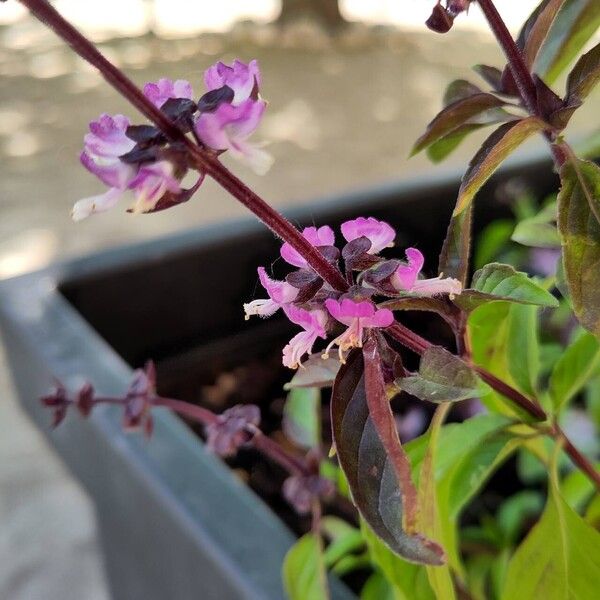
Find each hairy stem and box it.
[21,0,598,491]
[477,0,538,114]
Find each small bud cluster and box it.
[244,217,462,369]
[73,60,271,220]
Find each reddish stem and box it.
[477,0,538,114]
[555,424,600,491]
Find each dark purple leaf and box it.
[455,117,545,215]
[119,145,162,164]
[331,339,445,564]
[533,74,564,119]
[442,79,483,106]
[438,202,473,286]
[342,236,380,270]
[317,245,340,264]
[411,93,507,156]
[283,474,335,515]
[197,85,234,112]
[565,41,600,103]
[473,65,505,92]
[286,269,323,302]
[139,174,204,214]
[125,124,165,145]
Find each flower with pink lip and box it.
[195,99,273,175]
[80,113,136,190]
[244,267,299,319]
[341,217,396,254]
[282,305,328,369]
[127,160,181,214]
[391,247,462,297]
[280,226,336,268]
[323,298,394,362]
[204,59,260,105]
[73,159,181,221]
[143,78,193,109]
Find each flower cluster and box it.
[244,217,462,369]
[73,59,270,220]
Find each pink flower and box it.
[72,159,181,221]
[80,113,136,189]
[391,248,462,297]
[341,217,396,254]
[127,160,181,214]
[143,78,193,109]
[280,226,336,268]
[244,267,299,319]
[204,59,260,105]
[282,306,328,369]
[195,99,272,175]
[323,298,393,362]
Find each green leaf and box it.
[501,465,600,599]
[534,0,600,85]
[398,346,482,403]
[506,304,541,397]
[475,219,515,269]
[455,263,559,311]
[438,431,522,573]
[521,0,569,67]
[512,200,561,248]
[497,490,544,546]
[557,158,600,336]
[566,41,600,102]
[468,302,528,416]
[417,405,457,600]
[561,467,596,513]
[282,387,321,449]
[283,533,329,600]
[361,522,435,600]
[360,573,397,600]
[330,341,444,564]
[411,93,506,156]
[549,331,600,412]
[321,517,365,568]
[454,118,546,216]
[284,354,340,390]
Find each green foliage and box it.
[455,263,559,311]
[501,466,600,599]
[557,158,600,336]
[398,346,483,403]
[283,533,329,600]
[361,522,435,600]
[534,0,600,85]
[282,387,321,449]
[511,200,561,248]
[549,330,600,412]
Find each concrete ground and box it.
[0,14,595,600]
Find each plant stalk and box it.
[477,0,538,115]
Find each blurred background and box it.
[0,1,595,598]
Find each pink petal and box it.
[365,308,394,328]
[393,247,425,290]
[280,225,335,268]
[340,217,396,254]
[257,267,298,304]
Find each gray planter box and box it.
[0,156,556,600]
